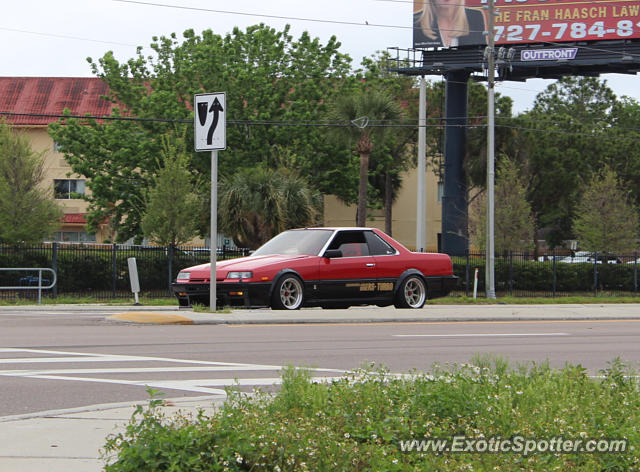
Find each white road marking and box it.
[0,348,345,371]
[0,348,345,395]
[393,333,570,338]
[0,366,294,376]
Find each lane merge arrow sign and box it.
[194,92,226,151]
[194,92,226,313]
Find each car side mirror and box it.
[323,249,343,259]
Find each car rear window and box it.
[365,231,396,255]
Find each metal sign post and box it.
[210,150,218,312]
[486,0,496,300]
[194,92,226,313]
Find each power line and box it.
[112,0,411,30]
[4,110,640,139]
[0,27,138,47]
[3,1,637,65]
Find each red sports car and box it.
[172,227,457,309]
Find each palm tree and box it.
[326,87,403,227]
[218,167,321,249]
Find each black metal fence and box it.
[2,245,639,301]
[0,243,249,301]
[452,251,640,298]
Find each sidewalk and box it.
[0,396,225,472]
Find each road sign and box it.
[194,92,226,151]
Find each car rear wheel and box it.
[394,275,426,309]
[271,275,304,310]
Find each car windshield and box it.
[252,229,333,256]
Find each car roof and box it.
[291,227,377,231]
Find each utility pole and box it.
[486,0,496,299]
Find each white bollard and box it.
[473,267,479,299]
[127,257,141,305]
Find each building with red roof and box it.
[1,77,444,250]
[0,77,114,243]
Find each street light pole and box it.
[486,0,496,299]
[416,76,427,252]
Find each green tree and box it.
[513,77,619,247]
[464,81,515,190]
[573,166,638,255]
[361,53,419,235]
[326,85,403,227]
[49,24,352,242]
[469,157,535,253]
[0,122,62,244]
[141,134,201,246]
[218,167,321,249]
[608,96,640,208]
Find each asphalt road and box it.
[1,307,640,417]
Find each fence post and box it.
[168,244,174,297]
[552,247,557,298]
[593,251,598,297]
[509,251,513,297]
[52,242,58,299]
[465,250,470,297]
[112,243,117,298]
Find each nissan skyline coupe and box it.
[172,227,458,310]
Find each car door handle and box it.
[366,263,376,267]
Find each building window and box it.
[54,179,85,199]
[53,231,96,243]
[437,181,444,203]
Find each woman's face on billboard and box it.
[434,0,458,12]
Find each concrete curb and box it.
[105,304,640,325]
[108,312,195,324]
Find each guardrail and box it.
[0,268,57,304]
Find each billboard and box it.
[413,0,640,48]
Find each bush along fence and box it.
[0,243,250,301]
[452,251,640,298]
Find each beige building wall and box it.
[17,126,110,243]
[323,167,443,252]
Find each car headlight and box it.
[176,272,191,280]
[227,271,253,279]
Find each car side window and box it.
[327,231,370,257]
[365,231,396,256]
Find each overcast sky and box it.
[2,0,639,113]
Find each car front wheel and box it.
[271,275,304,310]
[394,275,426,309]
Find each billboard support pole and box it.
[486,0,496,299]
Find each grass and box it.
[2,294,640,308]
[102,357,640,471]
[427,295,640,305]
[191,303,232,314]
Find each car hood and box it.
[181,254,314,278]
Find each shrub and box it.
[103,361,640,471]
